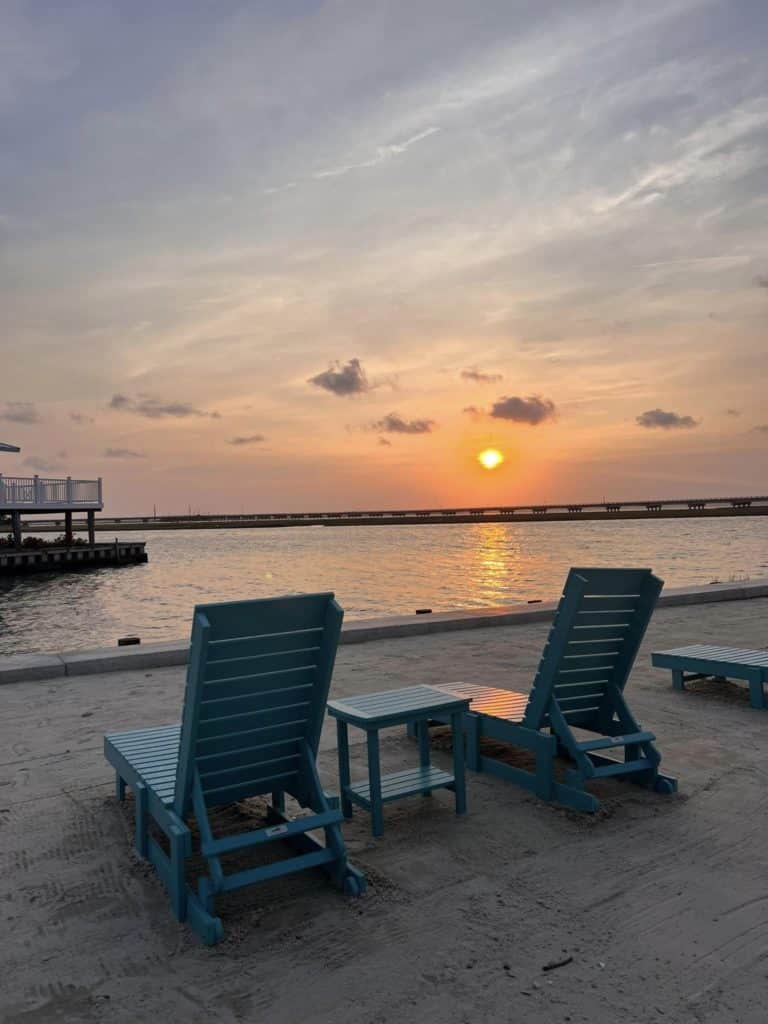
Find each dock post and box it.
[11,511,22,549]
[87,509,96,547]
[64,511,73,547]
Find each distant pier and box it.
[18,494,768,532]
[0,541,148,576]
[1,472,147,576]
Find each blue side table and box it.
[327,685,470,837]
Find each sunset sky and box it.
[2,0,767,514]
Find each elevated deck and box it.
[0,541,147,576]
[0,474,102,513]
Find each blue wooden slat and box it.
[203,647,320,680]
[200,682,315,718]
[206,629,324,661]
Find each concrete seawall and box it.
[1,577,766,685]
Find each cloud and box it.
[725,409,740,417]
[751,424,768,434]
[313,127,440,180]
[371,412,435,434]
[308,358,371,397]
[109,394,219,419]
[461,368,503,383]
[489,395,556,425]
[377,437,392,446]
[636,408,699,430]
[69,411,95,424]
[104,447,147,458]
[227,434,266,446]
[755,275,768,289]
[1,401,42,424]
[22,455,62,472]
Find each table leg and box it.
[418,718,432,796]
[367,729,384,837]
[451,711,466,816]
[337,719,353,819]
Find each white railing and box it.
[0,475,102,509]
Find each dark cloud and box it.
[489,395,556,425]
[754,275,768,289]
[724,409,740,417]
[377,437,392,446]
[636,408,699,430]
[308,358,371,396]
[109,394,219,419]
[104,447,147,458]
[69,412,95,425]
[227,434,266,446]
[751,424,768,434]
[1,402,42,424]
[371,412,435,434]
[462,405,481,416]
[461,367,503,383]
[23,455,62,472]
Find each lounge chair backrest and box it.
[173,593,343,816]
[523,568,662,732]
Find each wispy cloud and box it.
[751,424,768,434]
[104,447,147,459]
[1,401,42,424]
[371,413,435,435]
[227,434,266,446]
[461,367,503,384]
[69,411,95,425]
[313,127,440,180]
[308,358,371,397]
[22,455,62,472]
[109,394,220,419]
[636,408,699,429]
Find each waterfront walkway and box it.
[2,598,768,1023]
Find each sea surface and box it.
[1,517,767,655]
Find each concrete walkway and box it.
[2,598,768,1023]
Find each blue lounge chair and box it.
[652,644,768,709]
[421,568,677,812]
[104,593,365,945]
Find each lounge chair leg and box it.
[169,826,188,922]
[406,720,417,740]
[116,772,126,801]
[465,714,480,772]
[672,669,685,692]
[134,781,148,859]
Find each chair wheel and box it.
[654,777,676,795]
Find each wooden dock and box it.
[0,541,148,576]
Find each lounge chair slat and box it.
[203,647,321,679]
[195,720,309,756]
[200,682,314,717]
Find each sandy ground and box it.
[2,597,768,1024]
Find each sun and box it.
[478,448,504,470]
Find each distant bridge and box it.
[15,494,768,533]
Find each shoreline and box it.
[2,576,766,684]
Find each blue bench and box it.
[652,644,768,709]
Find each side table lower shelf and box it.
[346,765,456,808]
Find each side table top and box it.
[327,685,470,727]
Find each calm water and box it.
[1,518,766,655]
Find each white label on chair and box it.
[266,824,289,837]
